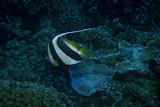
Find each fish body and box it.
[47,28,91,66]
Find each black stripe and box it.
[49,41,64,65]
[57,38,82,61]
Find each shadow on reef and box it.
[0,27,12,46]
[45,63,72,90]
[149,59,160,75]
[113,71,148,82]
[148,59,160,101]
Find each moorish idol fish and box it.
[47,28,92,66]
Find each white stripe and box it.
[52,36,81,65]
[63,40,81,54]
[47,43,58,66]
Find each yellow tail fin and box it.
[79,44,88,57]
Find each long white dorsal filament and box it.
[56,28,93,38]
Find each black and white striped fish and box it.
[47,28,92,66]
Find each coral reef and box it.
[53,3,87,32]
[84,26,160,74]
[0,79,72,107]
[0,25,160,106]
